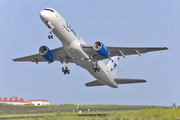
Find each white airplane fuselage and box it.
[40,8,118,88]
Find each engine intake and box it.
[93,41,109,58]
[39,46,54,63]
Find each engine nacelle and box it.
[39,46,54,63]
[93,41,109,58]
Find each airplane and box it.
[13,8,168,88]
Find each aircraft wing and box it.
[82,46,168,60]
[13,47,70,64]
[85,78,146,87]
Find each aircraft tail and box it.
[107,56,120,77]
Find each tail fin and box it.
[107,56,120,77]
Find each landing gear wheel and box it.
[48,35,51,39]
[62,67,70,74]
[51,35,53,39]
[65,67,68,71]
[48,35,53,39]
[92,65,100,72]
[62,67,65,72]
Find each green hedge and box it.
[0,103,174,114]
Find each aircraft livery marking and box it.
[111,57,119,71]
[66,21,81,40]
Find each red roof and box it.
[27,99,49,102]
[24,101,32,104]
[0,97,24,102]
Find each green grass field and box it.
[0,109,179,120]
[0,104,179,120]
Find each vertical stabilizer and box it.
[107,56,120,77]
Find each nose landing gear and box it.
[46,21,54,39]
[48,34,53,39]
[48,28,54,39]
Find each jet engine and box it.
[39,46,54,63]
[93,41,109,58]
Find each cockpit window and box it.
[44,9,54,12]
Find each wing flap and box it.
[114,78,146,84]
[107,47,168,57]
[82,46,168,60]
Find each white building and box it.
[24,99,49,105]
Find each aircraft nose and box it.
[40,10,48,21]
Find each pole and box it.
[77,105,79,114]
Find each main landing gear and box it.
[90,55,100,72]
[62,67,70,74]
[62,61,70,75]
[92,65,100,72]
[92,59,100,72]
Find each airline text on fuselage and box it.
[66,21,81,40]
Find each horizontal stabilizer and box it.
[85,78,146,87]
[114,78,146,84]
[85,80,105,87]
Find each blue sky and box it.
[0,0,179,106]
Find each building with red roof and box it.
[0,96,24,105]
[0,97,49,105]
[24,99,49,105]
